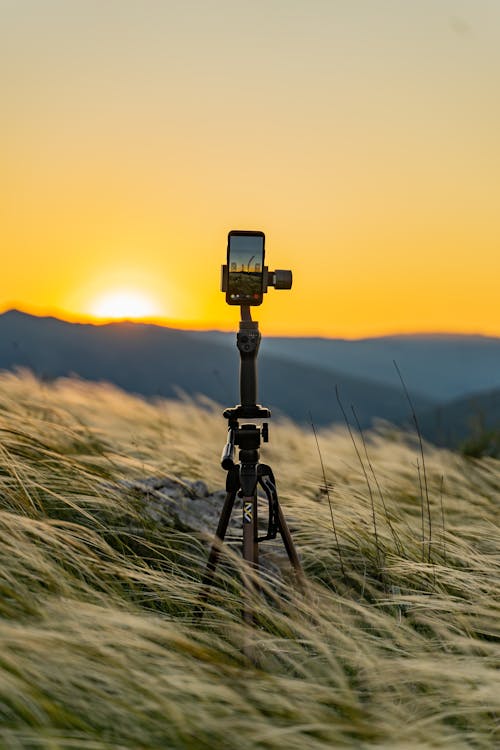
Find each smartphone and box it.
[226,230,265,305]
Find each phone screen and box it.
[226,232,265,305]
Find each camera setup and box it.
[198,231,304,627]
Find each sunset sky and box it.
[2,0,499,337]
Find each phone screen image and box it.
[226,232,265,305]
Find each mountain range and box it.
[196,330,500,402]
[0,309,499,449]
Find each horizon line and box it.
[1,305,499,342]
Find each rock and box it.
[121,475,230,533]
[188,480,209,498]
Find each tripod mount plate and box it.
[223,404,271,420]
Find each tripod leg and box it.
[253,494,259,566]
[276,504,307,592]
[258,464,306,592]
[242,493,259,571]
[196,488,237,617]
[242,492,259,626]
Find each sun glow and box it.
[90,290,159,321]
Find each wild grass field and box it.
[0,370,498,749]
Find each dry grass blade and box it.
[0,371,498,749]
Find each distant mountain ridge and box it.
[196,330,500,402]
[418,388,500,452]
[1,310,499,448]
[0,309,435,429]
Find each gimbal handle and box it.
[238,314,260,407]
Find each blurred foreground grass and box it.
[0,370,498,749]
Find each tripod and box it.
[198,306,305,622]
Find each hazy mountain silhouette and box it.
[418,388,500,449]
[0,309,436,429]
[197,331,500,402]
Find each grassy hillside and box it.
[0,370,498,749]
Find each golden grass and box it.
[0,370,498,748]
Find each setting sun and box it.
[90,290,159,321]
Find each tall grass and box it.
[0,370,498,749]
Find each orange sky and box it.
[1,1,499,337]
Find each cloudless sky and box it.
[1,0,499,336]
